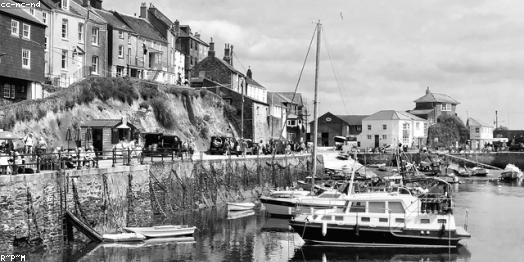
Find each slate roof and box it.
[267,92,292,105]
[0,0,46,25]
[178,25,209,46]
[467,117,492,127]
[408,109,434,115]
[93,9,133,31]
[81,119,136,128]
[364,110,425,121]
[246,77,266,89]
[414,88,459,104]
[116,12,167,43]
[276,92,303,106]
[69,1,106,24]
[337,115,369,126]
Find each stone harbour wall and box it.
[0,154,316,253]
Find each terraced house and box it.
[0,0,46,103]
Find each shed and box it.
[80,118,138,153]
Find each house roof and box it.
[116,12,167,43]
[0,0,46,25]
[337,115,369,126]
[178,25,209,46]
[467,117,492,127]
[93,9,133,31]
[246,77,266,89]
[364,110,425,121]
[69,1,106,24]
[267,92,292,105]
[81,119,136,128]
[408,109,434,115]
[276,92,303,106]
[414,88,459,104]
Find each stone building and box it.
[191,41,269,142]
[174,22,209,80]
[276,92,306,144]
[358,110,426,149]
[0,0,46,102]
[311,112,367,146]
[409,87,460,124]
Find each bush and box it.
[200,88,208,98]
[149,97,176,129]
[200,126,209,139]
[203,114,211,122]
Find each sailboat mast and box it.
[311,21,321,192]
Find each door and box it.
[374,135,380,148]
[92,128,103,153]
[322,133,329,146]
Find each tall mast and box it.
[311,21,321,193]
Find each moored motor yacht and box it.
[289,190,470,248]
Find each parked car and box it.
[142,132,181,156]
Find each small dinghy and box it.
[124,225,196,238]
[227,202,255,211]
[102,232,146,242]
[227,210,255,220]
[500,164,523,182]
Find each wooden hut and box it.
[80,118,138,153]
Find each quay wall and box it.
[0,154,315,253]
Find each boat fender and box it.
[440,223,446,236]
[322,221,327,237]
[354,224,359,236]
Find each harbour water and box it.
[33,173,524,262]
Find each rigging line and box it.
[322,27,349,114]
[290,24,318,104]
[232,52,247,72]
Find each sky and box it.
[106,0,524,129]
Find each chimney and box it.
[208,38,215,57]
[223,44,231,64]
[246,67,252,79]
[230,45,234,67]
[139,2,147,19]
[195,32,200,39]
[174,20,180,35]
[426,86,430,95]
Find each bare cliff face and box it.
[0,77,238,151]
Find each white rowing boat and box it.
[102,232,146,242]
[227,202,256,211]
[124,225,196,238]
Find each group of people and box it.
[213,137,310,157]
[0,133,48,175]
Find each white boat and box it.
[124,225,196,238]
[102,232,146,242]
[260,189,347,217]
[227,202,255,211]
[290,189,471,248]
[500,164,523,182]
[227,210,255,220]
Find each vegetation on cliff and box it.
[0,77,238,150]
[427,115,469,148]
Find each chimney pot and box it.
[208,38,215,57]
[140,2,147,19]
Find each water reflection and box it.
[289,245,471,262]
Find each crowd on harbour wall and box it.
[0,154,317,253]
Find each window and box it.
[61,50,67,69]
[379,218,388,223]
[287,120,297,126]
[22,49,30,69]
[441,103,451,111]
[367,125,371,130]
[475,127,480,133]
[334,216,344,221]
[388,202,405,214]
[44,36,48,50]
[382,135,387,140]
[128,47,131,62]
[368,202,386,213]
[11,20,19,36]
[321,215,332,221]
[61,0,68,9]
[91,27,99,45]
[395,218,405,223]
[361,217,370,222]
[420,219,430,224]
[356,126,362,132]
[118,45,124,58]
[78,23,84,42]
[116,66,124,76]
[382,124,387,130]
[61,19,68,38]
[91,56,99,74]
[42,13,47,24]
[349,201,366,213]
[3,84,14,98]
[22,24,30,39]
[367,135,372,140]
[416,122,420,129]
[29,8,34,16]
[424,123,428,129]
[118,30,124,39]
[438,219,447,224]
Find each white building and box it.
[466,117,494,149]
[359,110,427,149]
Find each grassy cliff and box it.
[427,115,469,148]
[0,77,238,150]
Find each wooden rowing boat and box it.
[124,225,196,238]
[227,202,256,211]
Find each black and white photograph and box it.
[1,0,523,261]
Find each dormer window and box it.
[61,0,68,10]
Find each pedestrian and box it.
[37,136,47,155]
[23,133,34,155]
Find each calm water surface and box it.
[64,175,524,262]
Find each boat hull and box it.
[227,202,255,211]
[500,171,522,181]
[124,226,196,238]
[290,221,466,248]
